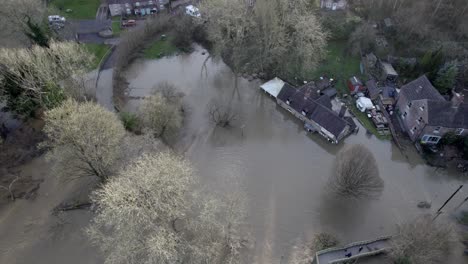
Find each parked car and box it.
[122,19,136,27]
[185,5,201,17]
[48,15,66,24]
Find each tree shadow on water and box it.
[316,194,373,239]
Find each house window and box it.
[286,98,291,105]
[407,102,412,109]
[410,126,417,134]
[422,135,441,144]
[419,106,425,111]
[416,117,423,124]
[455,128,465,135]
[434,126,441,133]
[402,112,407,118]
[301,110,307,116]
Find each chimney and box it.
[451,92,464,108]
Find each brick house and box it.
[396,75,468,144]
[276,82,352,143]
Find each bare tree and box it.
[389,216,453,264]
[0,41,93,116]
[87,152,249,264]
[348,22,378,56]
[0,175,19,201]
[42,99,126,182]
[288,232,339,264]
[208,100,238,128]
[139,92,183,142]
[0,0,45,47]
[201,0,327,79]
[328,144,383,199]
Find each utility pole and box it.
[433,185,463,221]
[454,195,468,212]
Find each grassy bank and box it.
[143,36,179,59]
[49,0,101,19]
[84,43,110,69]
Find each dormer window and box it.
[286,98,291,105]
[434,126,441,133]
[301,110,307,116]
[419,106,425,111]
[407,102,412,108]
[417,117,423,124]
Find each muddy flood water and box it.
[1,45,468,264]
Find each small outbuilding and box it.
[380,61,398,82]
[260,77,286,98]
[347,76,365,94]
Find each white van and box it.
[185,5,201,17]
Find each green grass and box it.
[84,43,110,69]
[304,40,390,140]
[348,103,391,140]
[112,21,122,36]
[49,0,101,19]
[309,41,362,95]
[143,36,179,59]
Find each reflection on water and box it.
[3,46,466,264]
[125,46,468,263]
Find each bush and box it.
[171,16,194,52]
[120,112,139,132]
[440,132,462,146]
[313,233,339,251]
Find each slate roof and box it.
[277,84,349,138]
[399,75,444,102]
[366,79,380,99]
[426,100,468,128]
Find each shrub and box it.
[120,111,139,132]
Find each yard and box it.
[112,21,122,36]
[143,36,179,59]
[49,0,101,19]
[309,40,390,140]
[84,43,110,69]
[310,40,362,95]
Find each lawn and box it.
[49,0,101,19]
[309,41,362,95]
[308,40,390,140]
[84,43,110,69]
[143,36,179,59]
[348,103,391,140]
[112,21,122,36]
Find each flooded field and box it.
[1,46,467,263]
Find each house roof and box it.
[426,100,468,128]
[366,79,380,99]
[348,76,363,86]
[260,77,285,98]
[381,86,396,98]
[381,62,398,76]
[399,75,445,102]
[277,84,349,138]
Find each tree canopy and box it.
[201,0,327,79]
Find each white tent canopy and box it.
[260,77,285,98]
[356,97,374,112]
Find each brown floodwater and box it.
[1,45,467,264]
[124,46,468,263]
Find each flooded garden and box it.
[1,46,467,264]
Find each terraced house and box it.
[396,75,468,144]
